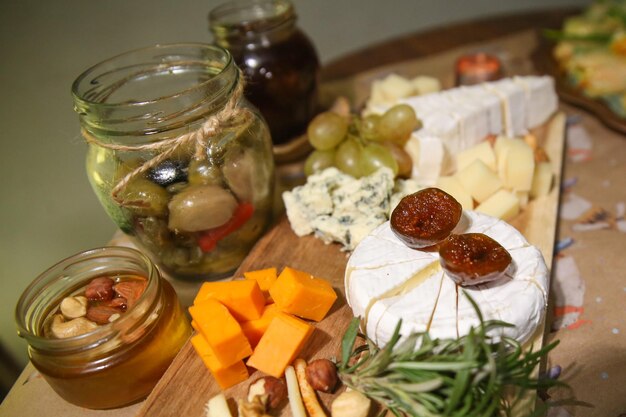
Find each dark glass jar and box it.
[210,0,320,145]
[72,44,275,281]
[15,247,192,409]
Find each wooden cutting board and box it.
[137,111,566,417]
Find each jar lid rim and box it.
[71,43,235,110]
[15,246,159,351]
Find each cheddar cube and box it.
[244,267,277,293]
[241,304,280,348]
[194,280,265,321]
[191,334,249,389]
[269,267,337,322]
[246,313,314,377]
[189,299,252,366]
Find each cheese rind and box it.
[346,211,547,347]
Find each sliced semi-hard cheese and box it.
[240,303,280,348]
[246,313,314,377]
[530,162,554,198]
[503,140,535,191]
[244,267,278,297]
[455,141,497,172]
[347,211,547,346]
[435,176,474,210]
[269,267,337,322]
[475,189,520,221]
[194,280,265,322]
[189,299,253,367]
[456,159,503,203]
[191,334,249,389]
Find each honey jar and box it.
[15,247,192,409]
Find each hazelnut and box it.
[247,376,287,409]
[305,359,338,393]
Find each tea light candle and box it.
[455,53,503,86]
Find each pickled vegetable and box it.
[167,185,238,233]
[117,178,170,217]
[390,188,462,249]
[439,233,512,286]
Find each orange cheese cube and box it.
[269,267,337,322]
[240,304,280,348]
[191,334,249,389]
[246,312,314,377]
[244,267,277,294]
[189,299,252,366]
[194,280,265,321]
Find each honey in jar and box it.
[210,0,320,145]
[15,247,192,409]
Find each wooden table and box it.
[3,7,625,417]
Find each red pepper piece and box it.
[198,202,255,253]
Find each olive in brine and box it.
[188,159,222,186]
[390,188,462,249]
[117,178,169,217]
[147,160,187,187]
[167,185,237,232]
[439,233,512,286]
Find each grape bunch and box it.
[304,104,422,178]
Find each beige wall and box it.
[0,0,587,370]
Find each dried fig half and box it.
[439,233,512,286]
[390,188,462,249]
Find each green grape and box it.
[304,149,336,176]
[335,138,363,178]
[307,111,349,150]
[360,143,399,177]
[382,141,413,178]
[377,104,422,146]
[360,114,382,141]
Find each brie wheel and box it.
[345,211,548,346]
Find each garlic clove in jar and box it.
[223,150,255,202]
[167,185,238,232]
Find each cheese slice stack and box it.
[345,211,548,347]
[370,76,557,185]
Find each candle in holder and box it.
[455,52,502,86]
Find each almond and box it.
[85,277,115,301]
[114,279,147,309]
[86,305,122,324]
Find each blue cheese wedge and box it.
[283,168,421,251]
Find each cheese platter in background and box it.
[137,74,566,417]
[532,0,626,134]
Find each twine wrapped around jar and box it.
[81,70,252,205]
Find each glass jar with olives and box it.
[72,44,275,280]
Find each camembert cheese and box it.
[345,211,548,346]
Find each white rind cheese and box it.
[370,76,557,185]
[345,211,548,346]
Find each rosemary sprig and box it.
[338,295,576,417]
